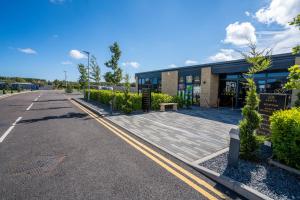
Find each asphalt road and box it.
[0,90,240,200]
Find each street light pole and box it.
[81,50,90,101]
[64,70,67,88]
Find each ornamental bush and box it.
[270,108,300,169]
[85,89,181,112]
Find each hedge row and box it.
[86,89,182,111]
[270,108,300,170]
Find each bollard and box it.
[228,128,240,167]
[109,100,113,115]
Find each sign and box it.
[258,93,287,135]
[142,88,151,112]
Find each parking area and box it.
[108,107,241,164]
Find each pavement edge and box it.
[71,97,273,200]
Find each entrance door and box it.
[219,80,237,107]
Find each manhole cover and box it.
[12,155,65,176]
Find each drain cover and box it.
[12,155,65,176]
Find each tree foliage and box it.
[90,55,101,86]
[289,14,300,54]
[77,63,88,89]
[121,74,133,114]
[239,43,271,159]
[104,42,122,85]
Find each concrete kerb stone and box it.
[71,98,105,117]
[71,97,273,200]
[191,165,273,200]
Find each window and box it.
[226,74,238,79]
[194,76,200,83]
[253,73,266,78]
[186,76,193,83]
[179,76,184,83]
[268,72,289,77]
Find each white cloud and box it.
[255,0,300,26]
[257,27,300,54]
[61,61,72,65]
[168,64,177,68]
[209,49,241,62]
[185,60,198,65]
[17,48,37,54]
[122,61,140,69]
[224,22,256,46]
[245,11,250,17]
[69,50,87,59]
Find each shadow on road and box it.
[30,106,72,111]
[19,112,88,124]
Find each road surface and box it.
[0,90,240,200]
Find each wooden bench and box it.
[159,103,178,112]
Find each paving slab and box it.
[108,108,241,163]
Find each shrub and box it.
[86,89,179,112]
[65,85,73,93]
[151,93,173,110]
[270,108,300,169]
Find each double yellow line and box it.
[71,99,227,200]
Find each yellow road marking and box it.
[71,100,226,200]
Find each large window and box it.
[219,71,289,107]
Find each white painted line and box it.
[34,97,38,102]
[26,103,34,111]
[0,117,23,143]
[13,117,23,126]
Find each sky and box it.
[0,0,299,82]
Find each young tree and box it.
[121,74,133,114]
[104,42,122,86]
[90,55,101,86]
[104,42,122,110]
[77,63,88,90]
[284,13,300,106]
[289,14,300,54]
[239,43,271,159]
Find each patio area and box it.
[108,107,241,164]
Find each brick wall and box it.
[161,71,178,96]
[200,67,219,107]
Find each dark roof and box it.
[135,53,298,77]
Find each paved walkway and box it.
[74,98,241,164]
[108,107,241,164]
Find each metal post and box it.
[64,70,67,88]
[81,50,90,101]
[87,53,90,101]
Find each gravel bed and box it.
[199,151,300,200]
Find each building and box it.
[10,82,39,90]
[135,53,300,108]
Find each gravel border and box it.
[199,152,300,200]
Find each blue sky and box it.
[0,0,299,82]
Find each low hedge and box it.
[270,108,300,169]
[85,89,181,112]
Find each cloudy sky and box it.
[0,0,299,81]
